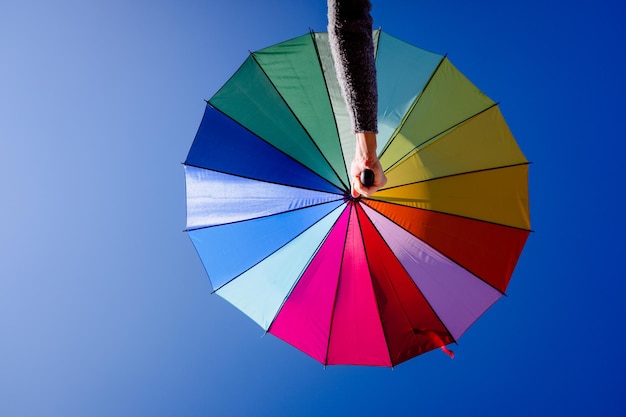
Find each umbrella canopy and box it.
[184,30,531,367]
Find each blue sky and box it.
[1,0,625,416]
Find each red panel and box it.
[364,200,530,293]
[356,203,453,365]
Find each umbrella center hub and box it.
[344,192,361,203]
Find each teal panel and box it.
[216,204,347,330]
[376,32,443,155]
[254,34,348,188]
[209,56,344,190]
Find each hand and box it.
[351,132,387,198]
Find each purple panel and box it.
[362,205,502,340]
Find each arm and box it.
[328,0,387,197]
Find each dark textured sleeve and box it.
[328,0,378,133]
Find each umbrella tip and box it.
[441,346,455,358]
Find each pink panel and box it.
[268,206,350,363]
[326,204,391,366]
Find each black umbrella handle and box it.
[360,169,375,188]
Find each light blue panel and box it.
[185,166,343,229]
[188,200,345,290]
[216,204,347,330]
[376,32,443,154]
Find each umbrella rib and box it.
[209,201,347,294]
[354,204,394,366]
[248,51,351,192]
[382,102,501,173]
[377,161,531,194]
[309,30,351,187]
[194,105,345,195]
[377,54,447,162]
[365,194,533,234]
[183,162,344,196]
[358,203,458,355]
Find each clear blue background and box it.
[2,1,624,416]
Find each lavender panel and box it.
[362,204,502,340]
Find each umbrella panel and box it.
[373,164,531,230]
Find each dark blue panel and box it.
[185,106,342,194]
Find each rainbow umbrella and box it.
[184,30,531,367]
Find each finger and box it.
[351,180,361,198]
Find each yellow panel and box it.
[373,164,530,230]
[383,106,528,188]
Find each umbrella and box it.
[184,30,531,367]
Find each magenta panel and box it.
[268,206,350,363]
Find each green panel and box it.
[314,32,354,181]
[375,32,443,155]
[379,58,495,170]
[209,55,344,190]
[253,34,348,188]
